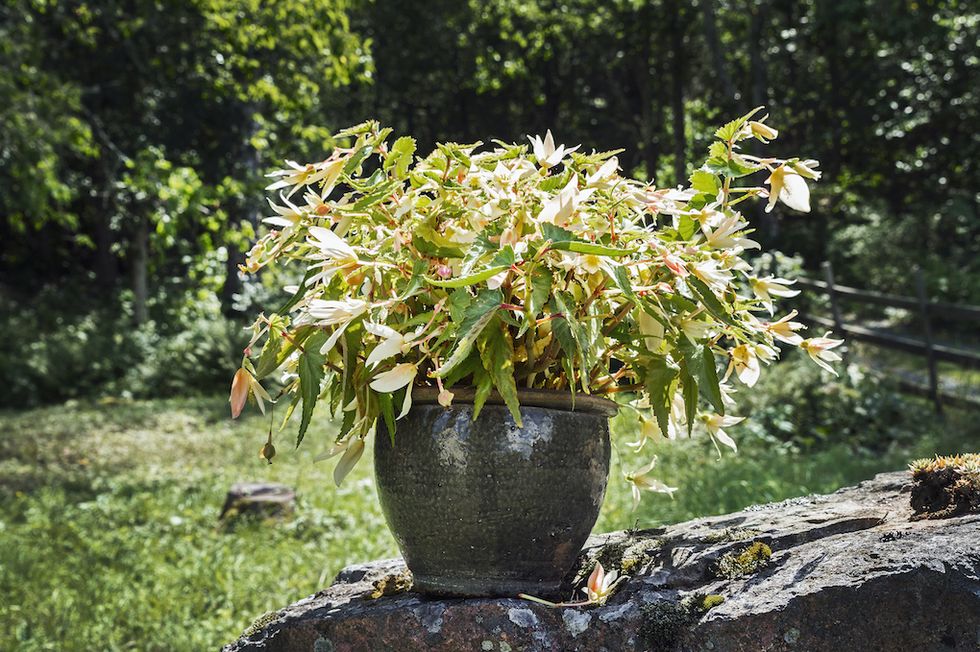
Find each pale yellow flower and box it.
[801,333,844,375]
[750,276,800,314]
[765,165,811,213]
[625,456,678,510]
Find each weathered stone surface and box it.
[225,472,980,651]
[220,482,295,521]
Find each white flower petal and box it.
[369,363,418,393]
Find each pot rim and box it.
[412,386,619,417]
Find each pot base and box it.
[412,574,563,599]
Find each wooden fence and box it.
[793,261,980,412]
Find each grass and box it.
[1,384,978,651]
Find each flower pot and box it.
[374,387,616,597]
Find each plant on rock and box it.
[232,108,838,498]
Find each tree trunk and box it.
[702,0,736,105]
[669,0,687,186]
[132,215,149,325]
[93,199,117,291]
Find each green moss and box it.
[701,527,761,544]
[574,534,663,587]
[241,611,279,638]
[697,593,725,611]
[909,454,980,520]
[714,541,772,579]
[369,569,413,598]
[638,592,725,651]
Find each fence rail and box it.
[795,261,980,412]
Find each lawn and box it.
[2,386,977,650]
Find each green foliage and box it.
[0,291,245,408]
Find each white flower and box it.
[691,258,734,292]
[537,177,594,227]
[702,213,760,250]
[263,195,305,228]
[306,298,368,326]
[763,310,806,345]
[305,298,368,353]
[265,157,344,198]
[364,322,418,368]
[586,157,619,188]
[625,456,678,510]
[728,344,760,387]
[765,165,811,213]
[801,333,844,375]
[370,362,419,418]
[750,276,800,314]
[308,226,356,261]
[679,317,713,342]
[702,413,744,452]
[527,130,580,169]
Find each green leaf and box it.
[528,265,553,316]
[254,319,284,379]
[378,391,396,445]
[646,356,680,437]
[425,264,510,288]
[352,180,398,210]
[678,336,725,415]
[343,145,374,176]
[296,331,328,447]
[397,259,429,301]
[541,223,633,257]
[472,367,493,420]
[611,265,638,303]
[677,214,697,241]
[690,168,721,194]
[687,276,736,327]
[436,289,502,377]
[713,106,764,141]
[478,317,522,426]
[680,366,699,437]
[384,136,416,178]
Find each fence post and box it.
[914,266,942,413]
[822,260,845,337]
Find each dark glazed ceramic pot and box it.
[374,387,616,597]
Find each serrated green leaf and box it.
[541,223,634,257]
[378,391,396,445]
[528,266,553,316]
[296,331,328,447]
[472,367,493,420]
[678,214,697,241]
[436,289,502,377]
[690,168,720,194]
[687,276,736,326]
[478,317,522,426]
[343,145,374,176]
[678,336,725,415]
[646,356,680,437]
[384,136,416,178]
[352,180,398,210]
[425,264,510,288]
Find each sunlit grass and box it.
[1,395,976,650]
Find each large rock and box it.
[225,472,980,651]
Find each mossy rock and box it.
[909,454,980,520]
[714,541,772,580]
[638,593,725,652]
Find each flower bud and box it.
[749,121,778,143]
[437,389,454,407]
[260,441,276,464]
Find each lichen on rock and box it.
[369,569,413,598]
[909,453,980,520]
[714,541,772,579]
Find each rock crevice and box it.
[225,472,980,651]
